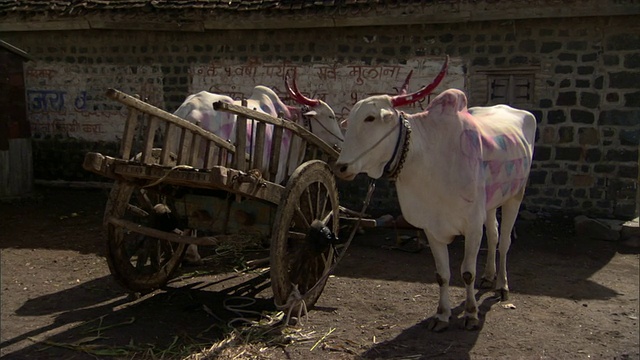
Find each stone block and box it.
[539,99,552,108]
[594,76,603,90]
[605,149,638,162]
[528,170,548,185]
[551,171,568,185]
[575,79,590,88]
[577,66,594,75]
[599,110,640,126]
[556,147,582,161]
[622,53,640,69]
[582,52,598,62]
[519,39,536,53]
[606,33,640,51]
[580,92,600,109]
[609,71,640,89]
[488,45,503,54]
[573,188,587,198]
[578,127,598,145]
[572,174,595,187]
[510,56,529,65]
[558,52,577,61]
[439,33,454,43]
[567,41,587,51]
[541,41,561,53]
[594,164,615,173]
[618,165,638,179]
[533,146,551,161]
[558,126,574,143]
[606,92,619,103]
[620,129,639,146]
[584,148,602,163]
[547,110,567,124]
[557,92,577,106]
[624,91,640,107]
[570,109,594,124]
[555,65,573,74]
[473,57,490,66]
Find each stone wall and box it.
[3,15,638,218]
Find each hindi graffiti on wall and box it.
[23,58,463,143]
[24,63,164,142]
[189,58,465,120]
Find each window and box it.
[488,74,534,105]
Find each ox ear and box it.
[340,119,348,129]
[380,108,396,123]
[303,110,317,117]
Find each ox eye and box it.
[364,116,375,122]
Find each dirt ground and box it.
[1,186,638,360]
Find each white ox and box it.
[172,80,344,264]
[172,82,344,184]
[334,57,536,331]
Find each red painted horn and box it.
[285,73,320,107]
[397,70,413,95]
[391,55,449,108]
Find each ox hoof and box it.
[478,277,495,289]
[426,317,449,332]
[464,317,480,331]
[496,288,509,301]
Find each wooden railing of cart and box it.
[83,88,340,205]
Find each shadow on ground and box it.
[1,272,277,359]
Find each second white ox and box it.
[334,57,536,331]
[173,81,344,184]
[172,80,344,264]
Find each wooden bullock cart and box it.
[83,88,373,313]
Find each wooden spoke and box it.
[288,231,307,240]
[126,204,149,217]
[304,185,315,220]
[294,205,310,230]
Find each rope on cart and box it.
[142,165,194,188]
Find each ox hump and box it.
[426,89,468,115]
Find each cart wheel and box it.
[270,160,341,314]
[104,150,186,293]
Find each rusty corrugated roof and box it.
[0,0,524,15]
[1,0,637,30]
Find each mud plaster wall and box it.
[2,15,638,218]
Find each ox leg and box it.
[495,196,522,301]
[424,231,452,332]
[461,226,483,330]
[480,208,498,289]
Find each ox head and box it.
[334,56,449,180]
[285,75,344,150]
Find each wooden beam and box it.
[107,216,225,246]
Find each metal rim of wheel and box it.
[270,160,340,312]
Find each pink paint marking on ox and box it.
[171,87,306,184]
